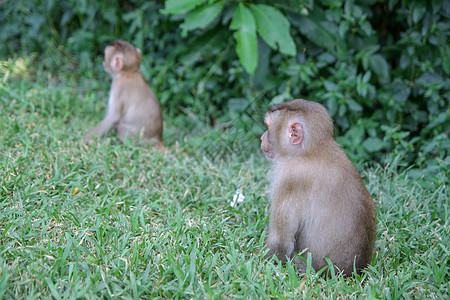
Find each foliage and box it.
[163,0,450,169]
[163,0,297,75]
[0,0,448,168]
[0,70,448,297]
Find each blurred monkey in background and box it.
[84,40,163,147]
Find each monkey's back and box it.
[291,148,376,275]
[115,72,163,143]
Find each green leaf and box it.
[388,79,410,103]
[324,80,339,92]
[326,97,338,116]
[441,44,450,75]
[249,4,296,56]
[362,137,384,152]
[162,0,207,15]
[180,27,229,65]
[292,11,347,60]
[230,4,258,75]
[369,54,390,84]
[347,99,363,113]
[412,5,426,23]
[181,2,225,36]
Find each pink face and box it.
[261,130,274,159]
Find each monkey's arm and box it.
[265,202,300,262]
[84,93,123,141]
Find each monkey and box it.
[260,99,376,277]
[84,40,163,147]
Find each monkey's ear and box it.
[111,54,124,71]
[289,122,303,145]
[136,48,142,56]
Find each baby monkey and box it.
[84,40,163,147]
[261,99,376,276]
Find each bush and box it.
[1,0,448,170]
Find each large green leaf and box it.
[291,10,347,60]
[180,27,229,65]
[362,137,384,152]
[230,4,257,75]
[249,4,296,56]
[181,2,225,36]
[369,54,390,84]
[162,0,207,15]
[440,44,450,74]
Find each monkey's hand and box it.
[293,256,307,274]
[264,245,293,263]
[264,248,277,260]
[82,134,95,145]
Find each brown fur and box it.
[84,40,163,147]
[261,99,376,276]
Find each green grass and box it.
[0,60,448,299]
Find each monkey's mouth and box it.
[262,149,274,159]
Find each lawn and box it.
[0,61,448,298]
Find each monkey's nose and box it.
[261,131,267,140]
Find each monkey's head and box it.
[261,99,334,159]
[103,40,142,76]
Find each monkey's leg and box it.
[265,220,298,262]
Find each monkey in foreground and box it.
[261,99,376,276]
[84,40,163,147]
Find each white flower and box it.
[230,189,245,207]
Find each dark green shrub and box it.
[1,0,448,170]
